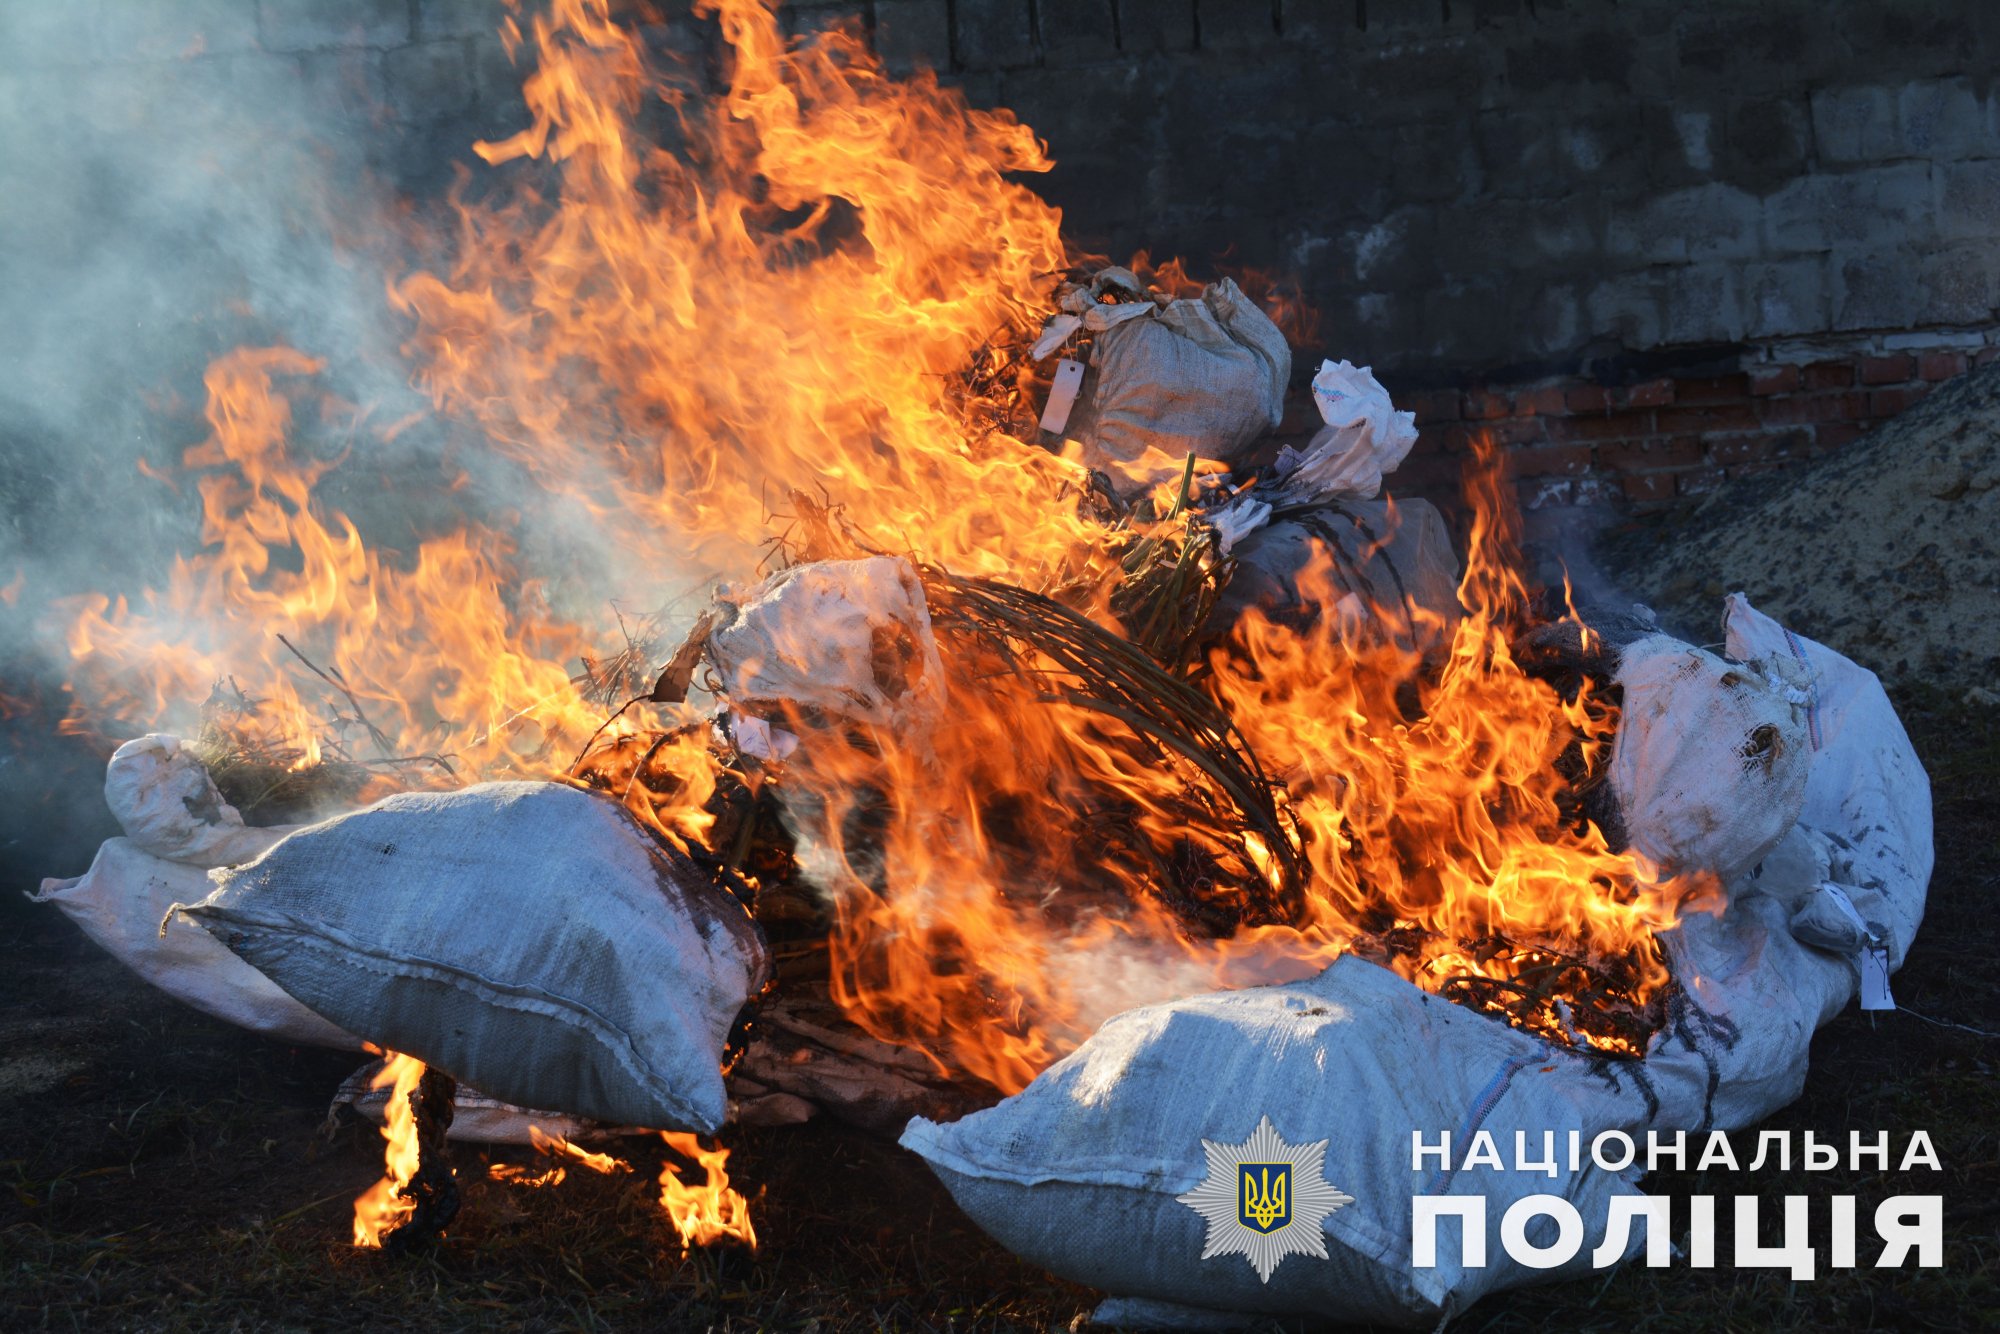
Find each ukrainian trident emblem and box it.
[1177,1116,1354,1282]
[1239,1163,1291,1233]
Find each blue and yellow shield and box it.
[1237,1162,1291,1233]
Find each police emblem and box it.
[1176,1116,1354,1282]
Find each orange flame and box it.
[528,1124,631,1175]
[657,1132,756,1253]
[60,0,1692,1102]
[352,1052,425,1247]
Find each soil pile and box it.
[1599,364,2000,691]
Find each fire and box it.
[528,1124,630,1176]
[58,0,1697,1112]
[353,1052,426,1247]
[657,1132,757,1253]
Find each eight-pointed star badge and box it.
[1175,1115,1355,1283]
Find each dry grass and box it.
[1,687,1993,1331]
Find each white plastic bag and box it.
[180,781,770,1132]
[707,556,945,735]
[1609,635,1810,885]
[1275,359,1419,503]
[31,837,360,1049]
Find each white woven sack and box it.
[1066,278,1289,487]
[180,781,769,1132]
[1722,593,1931,966]
[1610,635,1810,885]
[102,733,289,867]
[904,602,1931,1327]
[31,836,360,1049]
[707,556,946,734]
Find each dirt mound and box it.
[1597,364,2000,691]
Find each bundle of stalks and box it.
[919,563,1307,928]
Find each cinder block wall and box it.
[19,0,2000,512]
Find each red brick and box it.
[1757,392,1868,426]
[1505,443,1595,479]
[1656,404,1761,434]
[1870,383,1932,416]
[1410,425,1450,456]
[1621,472,1676,503]
[1596,435,1704,470]
[1669,373,1750,405]
[1443,419,1545,452]
[1919,351,1967,382]
[1708,430,1807,467]
[1394,455,1462,492]
[1813,420,1866,451]
[1513,385,1568,417]
[1516,478,1574,511]
[1860,354,1915,385]
[1802,360,1854,389]
[1678,466,1727,497]
[1623,377,1675,408]
[1463,389,1511,420]
[1408,388,1462,425]
[1749,364,1801,396]
[1976,347,2000,369]
[1571,477,1620,506]
[1565,384,1613,412]
[1545,410,1656,442]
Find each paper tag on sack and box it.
[1819,883,1895,1011]
[1859,945,1895,1011]
[1040,357,1086,435]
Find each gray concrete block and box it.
[297,48,388,122]
[417,0,505,41]
[1278,0,1352,43]
[1585,272,1665,350]
[259,0,411,52]
[383,38,474,120]
[953,0,1037,69]
[873,0,952,74]
[1199,0,1279,50]
[1917,243,1998,325]
[1523,282,1583,360]
[1606,182,1761,265]
[1719,96,1807,190]
[1810,85,1898,164]
[1041,0,1118,66]
[1764,162,1936,253]
[103,0,261,61]
[1899,78,1994,162]
[467,32,526,110]
[1118,0,1196,54]
[1663,263,1744,344]
[1937,159,2000,240]
[1833,249,1922,331]
[1739,257,1831,338]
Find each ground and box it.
[1,688,1995,1332]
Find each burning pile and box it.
[30,0,1932,1325]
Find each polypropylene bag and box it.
[102,733,286,867]
[1609,635,1811,886]
[1207,498,1461,655]
[31,836,360,1049]
[707,556,946,734]
[180,781,770,1132]
[902,600,1931,1327]
[1061,278,1289,490]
